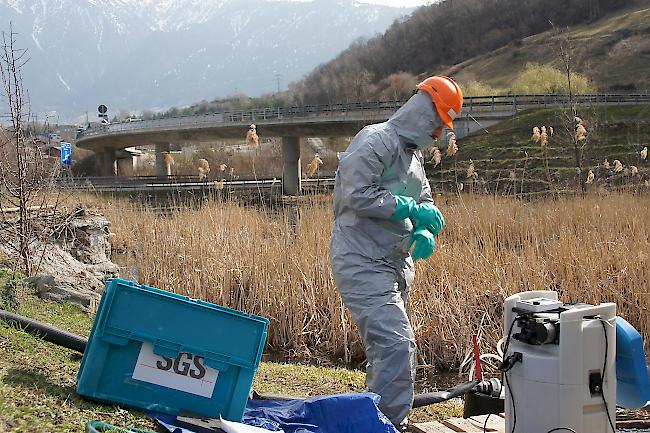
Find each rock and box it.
[62,215,114,265]
[0,208,120,311]
[25,274,99,312]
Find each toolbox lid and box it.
[94,279,269,371]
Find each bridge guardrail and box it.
[56,175,336,192]
[78,94,650,139]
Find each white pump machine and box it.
[503,291,616,433]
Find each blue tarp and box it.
[157,393,398,433]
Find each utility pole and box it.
[275,73,282,94]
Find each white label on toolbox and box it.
[132,342,219,398]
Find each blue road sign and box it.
[61,142,71,167]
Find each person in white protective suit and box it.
[330,75,463,430]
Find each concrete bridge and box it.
[76,93,650,195]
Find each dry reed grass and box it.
[97,194,650,370]
[246,124,259,147]
[431,148,442,167]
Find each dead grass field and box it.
[94,193,650,371]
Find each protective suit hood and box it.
[388,91,443,150]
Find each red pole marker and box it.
[472,335,483,381]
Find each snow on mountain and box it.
[0,0,412,119]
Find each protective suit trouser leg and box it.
[333,253,416,425]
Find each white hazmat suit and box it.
[331,91,443,425]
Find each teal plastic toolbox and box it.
[77,278,269,421]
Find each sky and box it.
[360,0,433,6]
[284,0,435,6]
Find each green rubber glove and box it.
[408,226,436,261]
[412,203,446,236]
[392,195,416,220]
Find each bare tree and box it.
[0,25,62,276]
[555,26,595,195]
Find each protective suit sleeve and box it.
[337,133,397,219]
[418,163,434,204]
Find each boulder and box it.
[0,208,120,311]
[25,274,99,312]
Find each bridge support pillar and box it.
[97,149,117,176]
[282,136,301,196]
[155,142,171,177]
[117,157,135,177]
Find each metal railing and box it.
[78,93,650,139]
[56,175,335,192]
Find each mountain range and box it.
[0,0,413,121]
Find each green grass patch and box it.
[0,295,462,431]
[0,295,158,433]
[0,321,159,432]
[0,267,28,312]
[16,297,93,338]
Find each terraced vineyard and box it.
[427,105,649,194]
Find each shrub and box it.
[511,63,595,94]
[460,80,500,97]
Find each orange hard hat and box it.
[416,75,463,129]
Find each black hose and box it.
[251,381,480,408]
[0,309,481,410]
[0,309,87,353]
[250,390,301,401]
[412,380,479,408]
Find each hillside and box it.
[288,0,636,105]
[427,105,650,194]
[132,0,649,120]
[444,1,650,93]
